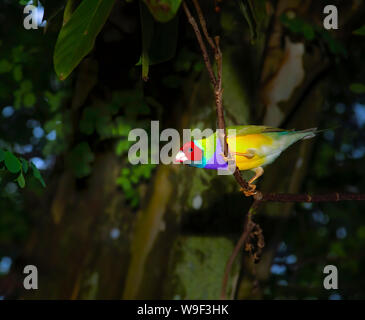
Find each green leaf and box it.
[44,90,66,111]
[20,80,32,91]
[23,92,36,107]
[13,65,23,82]
[237,0,267,42]
[4,151,21,173]
[115,139,132,156]
[79,107,98,135]
[95,114,111,137]
[143,0,182,23]
[17,172,26,188]
[329,242,346,258]
[31,162,46,187]
[63,0,79,26]
[139,2,154,81]
[319,29,347,57]
[12,45,25,64]
[138,2,179,80]
[350,83,365,94]
[353,25,365,36]
[116,176,132,190]
[20,158,28,174]
[148,16,179,65]
[54,0,116,80]
[280,13,315,40]
[0,59,12,73]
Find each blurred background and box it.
[1,0,365,300]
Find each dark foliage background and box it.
[1,0,365,300]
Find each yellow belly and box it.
[227,134,272,170]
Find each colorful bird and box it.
[175,125,318,196]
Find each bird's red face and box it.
[175,141,203,164]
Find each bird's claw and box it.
[240,184,257,197]
[220,152,234,163]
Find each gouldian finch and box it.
[175,125,318,196]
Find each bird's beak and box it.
[175,150,188,163]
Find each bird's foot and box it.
[220,152,234,163]
[240,184,257,197]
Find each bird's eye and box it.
[188,148,193,153]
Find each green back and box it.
[226,125,289,137]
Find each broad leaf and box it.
[139,2,154,81]
[17,172,26,188]
[54,0,116,80]
[31,163,46,187]
[4,151,21,173]
[63,0,79,26]
[0,59,12,74]
[147,17,179,65]
[280,13,315,40]
[143,0,182,23]
[20,157,28,174]
[138,2,179,80]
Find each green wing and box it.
[226,125,291,137]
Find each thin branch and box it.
[220,200,261,299]
[221,190,365,300]
[213,36,227,156]
[184,1,232,162]
[182,2,217,87]
[255,192,365,202]
[192,0,217,51]
[233,167,250,191]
